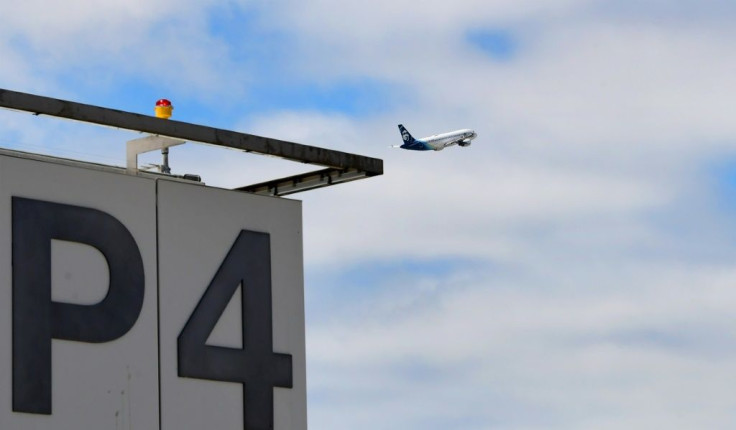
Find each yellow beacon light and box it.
[155,98,173,119]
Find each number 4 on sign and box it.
[177,230,293,430]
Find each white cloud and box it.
[228,2,736,269]
[0,0,244,99]
[306,263,736,428]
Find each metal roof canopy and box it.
[0,88,383,196]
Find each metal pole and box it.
[161,148,170,174]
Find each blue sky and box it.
[467,30,518,61]
[3,0,736,428]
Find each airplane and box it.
[396,124,477,151]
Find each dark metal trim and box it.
[237,167,371,196]
[0,89,384,182]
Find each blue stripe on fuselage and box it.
[401,139,432,151]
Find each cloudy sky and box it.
[3,0,736,428]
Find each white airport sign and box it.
[0,152,306,429]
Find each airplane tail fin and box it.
[398,124,415,144]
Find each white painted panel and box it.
[0,154,159,429]
[157,179,306,430]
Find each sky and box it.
[2,0,736,428]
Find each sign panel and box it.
[0,153,307,429]
[0,154,159,429]
[157,180,306,430]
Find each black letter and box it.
[12,197,145,414]
[178,230,292,430]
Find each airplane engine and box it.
[458,140,472,147]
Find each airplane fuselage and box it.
[421,129,476,150]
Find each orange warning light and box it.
[155,99,173,119]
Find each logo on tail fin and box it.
[398,124,414,143]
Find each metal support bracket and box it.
[126,135,185,174]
